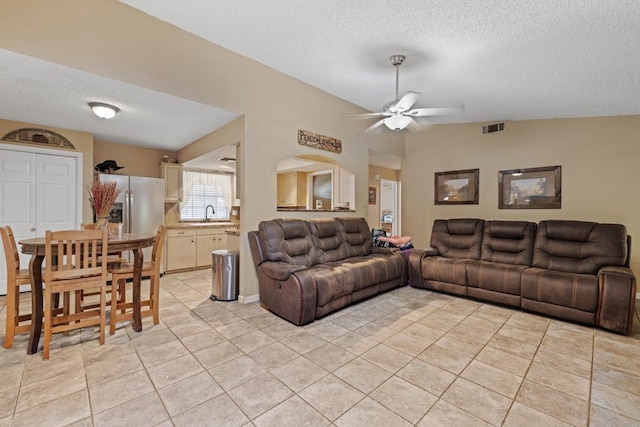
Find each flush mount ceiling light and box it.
[88,102,120,119]
[384,115,412,131]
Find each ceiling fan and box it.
[348,54,464,133]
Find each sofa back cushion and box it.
[481,221,537,266]
[309,218,350,262]
[338,217,372,257]
[258,218,318,266]
[430,218,484,259]
[532,220,628,274]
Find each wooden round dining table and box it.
[19,232,156,355]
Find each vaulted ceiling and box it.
[1,1,639,156]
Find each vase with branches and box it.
[87,179,124,230]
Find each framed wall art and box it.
[498,165,561,209]
[434,168,479,205]
[368,187,376,204]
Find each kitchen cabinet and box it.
[166,226,235,272]
[226,231,240,251]
[277,171,307,207]
[160,163,183,202]
[196,228,225,267]
[165,228,196,271]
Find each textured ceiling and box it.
[0,49,239,150]
[2,1,640,164]
[122,0,640,125]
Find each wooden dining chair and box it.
[80,222,125,263]
[76,222,124,312]
[108,225,166,335]
[1,226,32,349]
[42,228,109,360]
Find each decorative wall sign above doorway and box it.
[298,129,342,154]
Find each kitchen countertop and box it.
[165,222,235,229]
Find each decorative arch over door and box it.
[1,128,75,149]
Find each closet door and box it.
[0,148,79,294]
[36,154,77,232]
[0,151,37,294]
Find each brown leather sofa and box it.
[409,218,636,334]
[248,217,408,325]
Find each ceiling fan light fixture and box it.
[384,115,412,131]
[89,102,120,119]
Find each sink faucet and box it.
[205,205,215,222]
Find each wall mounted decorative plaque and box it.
[298,129,341,154]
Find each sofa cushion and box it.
[430,219,484,260]
[521,267,599,313]
[421,257,469,286]
[467,260,526,296]
[299,264,355,307]
[309,218,349,263]
[258,218,318,267]
[338,217,372,257]
[481,221,537,266]
[336,253,405,291]
[533,221,628,274]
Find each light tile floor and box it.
[1,269,639,426]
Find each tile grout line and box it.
[499,312,550,426]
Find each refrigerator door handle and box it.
[125,190,131,233]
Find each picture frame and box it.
[434,168,479,205]
[498,165,561,209]
[368,187,376,204]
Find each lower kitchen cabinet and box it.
[165,228,196,272]
[166,226,235,272]
[196,228,217,267]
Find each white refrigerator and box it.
[98,174,164,263]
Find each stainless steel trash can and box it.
[210,249,239,301]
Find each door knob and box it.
[31,228,36,232]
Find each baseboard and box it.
[239,294,260,304]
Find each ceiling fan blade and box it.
[406,118,422,133]
[343,112,389,121]
[394,91,420,112]
[361,118,386,134]
[407,106,464,117]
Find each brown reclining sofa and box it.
[248,217,407,326]
[408,218,636,334]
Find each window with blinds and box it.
[180,169,233,221]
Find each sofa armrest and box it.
[597,266,637,335]
[261,261,308,281]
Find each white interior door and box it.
[37,154,77,232]
[0,150,37,294]
[0,145,81,295]
[380,179,399,236]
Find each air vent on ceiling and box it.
[482,122,505,134]
[218,157,236,162]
